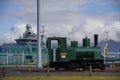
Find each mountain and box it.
[99,40,120,52]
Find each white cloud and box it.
[0,33,16,45]
[106,21,120,41]
[0,23,37,45]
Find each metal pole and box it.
[53,48,56,62]
[104,50,105,64]
[89,66,92,76]
[104,46,106,64]
[47,66,50,76]
[37,0,42,67]
[22,51,24,65]
[2,67,6,77]
[6,52,8,65]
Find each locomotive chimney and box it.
[94,34,98,47]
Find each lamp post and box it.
[104,31,110,63]
[37,0,42,68]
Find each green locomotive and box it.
[47,34,105,70]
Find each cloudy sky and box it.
[0,0,120,45]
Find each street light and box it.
[104,31,110,64]
[37,0,42,68]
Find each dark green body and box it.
[47,36,105,70]
[47,37,102,62]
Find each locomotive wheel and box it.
[68,62,79,70]
[55,67,59,71]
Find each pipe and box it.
[94,34,98,47]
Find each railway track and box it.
[0,67,120,77]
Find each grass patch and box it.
[0,76,120,80]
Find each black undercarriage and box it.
[50,59,105,70]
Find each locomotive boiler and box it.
[47,34,105,70]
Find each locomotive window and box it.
[51,40,58,48]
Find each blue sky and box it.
[79,1,120,13]
[0,0,120,44]
[0,0,19,33]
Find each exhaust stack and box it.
[94,34,98,47]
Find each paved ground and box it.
[0,67,120,77]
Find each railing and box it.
[0,53,48,67]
